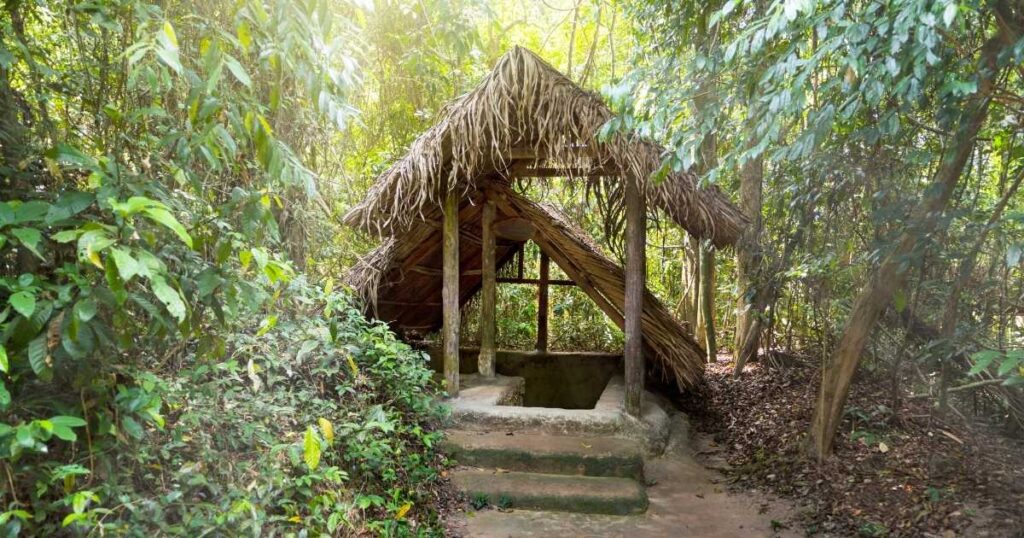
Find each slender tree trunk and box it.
[734,141,764,374]
[806,26,1011,460]
[699,244,717,361]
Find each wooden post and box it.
[624,176,646,418]
[442,192,460,396]
[478,199,496,377]
[536,250,550,352]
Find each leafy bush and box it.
[1,1,449,535]
[2,277,446,535]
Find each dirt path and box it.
[451,412,800,537]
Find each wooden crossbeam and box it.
[497,277,575,286]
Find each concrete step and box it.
[443,430,644,479]
[452,469,648,515]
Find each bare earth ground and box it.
[447,412,802,537]
[680,356,1024,537]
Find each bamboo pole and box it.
[442,192,460,396]
[624,176,646,417]
[478,199,496,377]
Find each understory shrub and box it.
[2,279,446,535]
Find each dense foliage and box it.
[1,0,446,534]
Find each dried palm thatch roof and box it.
[344,46,747,248]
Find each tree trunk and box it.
[699,244,717,362]
[734,142,764,374]
[806,26,1011,460]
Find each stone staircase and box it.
[444,430,648,516]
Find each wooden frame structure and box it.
[344,47,747,415]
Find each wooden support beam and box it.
[537,250,550,352]
[497,277,575,286]
[442,192,460,397]
[624,176,646,418]
[479,199,497,377]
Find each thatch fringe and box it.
[344,46,746,248]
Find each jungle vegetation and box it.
[0,0,1022,535]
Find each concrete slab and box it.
[452,469,648,515]
[445,376,670,454]
[443,430,644,479]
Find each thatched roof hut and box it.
[344,47,748,390]
[344,46,746,247]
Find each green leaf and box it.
[121,415,144,439]
[224,56,252,88]
[10,291,36,318]
[27,334,48,376]
[12,201,49,224]
[942,2,958,26]
[150,275,186,322]
[50,415,87,428]
[893,289,906,313]
[141,207,193,247]
[0,345,8,373]
[48,145,97,170]
[0,381,10,409]
[968,350,1001,376]
[74,298,97,322]
[45,191,94,224]
[110,247,144,281]
[11,227,43,260]
[156,46,182,74]
[303,426,321,471]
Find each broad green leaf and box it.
[12,201,49,224]
[0,345,7,373]
[0,381,9,408]
[27,334,48,376]
[11,227,43,259]
[156,46,182,74]
[141,207,193,247]
[224,56,252,88]
[150,275,186,322]
[968,350,1000,376]
[303,426,321,471]
[45,191,94,224]
[943,3,958,26]
[74,298,97,322]
[50,415,87,428]
[110,247,144,281]
[121,415,144,439]
[10,291,36,318]
[48,144,97,170]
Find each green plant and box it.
[470,493,490,510]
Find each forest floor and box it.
[681,355,1024,537]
